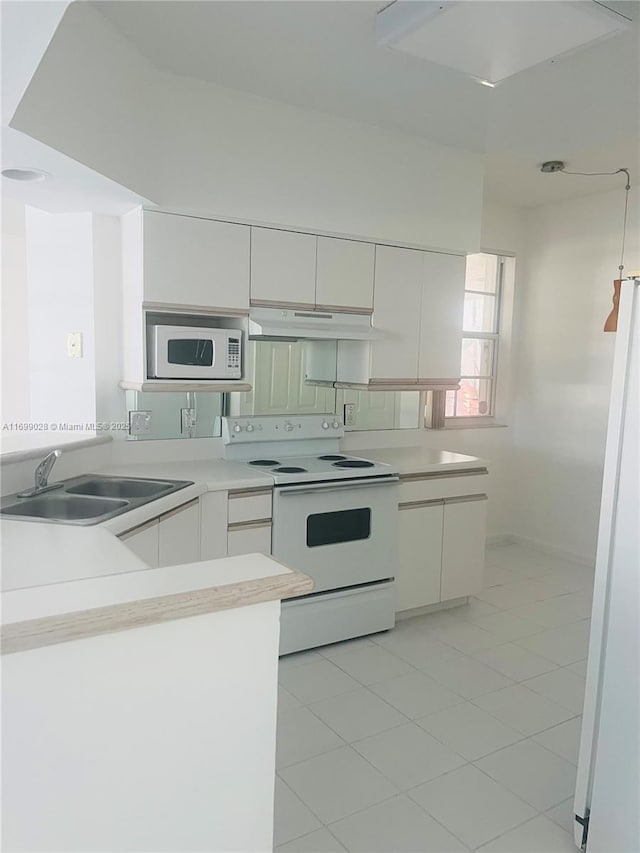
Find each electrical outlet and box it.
[181,407,196,434]
[344,403,356,426]
[66,332,83,358]
[129,410,152,436]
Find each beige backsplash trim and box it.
[2,569,313,656]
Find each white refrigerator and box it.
[573,277,639,852]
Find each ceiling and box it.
[92,0,640,207]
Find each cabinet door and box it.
[370,246,422,381]
[158,499,201,568]
[200,491,228,560]
[227,523,272,557]
[441,495,487,601]
[316,237,374,312]
[419,252,466,381]
[119,519,159,568]
[250,228,316,307]
[396,501,443,612]
[142,211,250,311]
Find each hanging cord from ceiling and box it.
[559,167,631,279]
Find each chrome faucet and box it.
[17,449,63,498]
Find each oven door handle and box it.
[277,477,399,497]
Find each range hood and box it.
[248,306,384,341]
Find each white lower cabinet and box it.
[158,499,200,568]
[119,518,160,568]
[227,522,272,557]
[441,494,488,600]
[396,500,443,611]
[200,491,229,560]
[119,498,201,568]
[395,476,488,613]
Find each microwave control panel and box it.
[227,337,241,375]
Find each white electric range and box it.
[222,415,399,654]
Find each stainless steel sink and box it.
[66,477,176,500]
[0,475,194,525]
[1,495,128,521]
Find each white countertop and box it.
[1,446,485,619]
[352,447,485,476]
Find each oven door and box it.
[272,477,399,593]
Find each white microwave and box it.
[148,325,242,380]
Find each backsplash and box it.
[125,391,224,440]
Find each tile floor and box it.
[274,542,595,852]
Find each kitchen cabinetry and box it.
[315,237,374,313]
[250,228,317,308]
[200,491,229,560]
[138,210,250,312]
[119,498,201,568]
[441,494,487,600]
[419,252,466,382]
[157,499,200,568]
[119,518,160,568]
[227,488,272,557]
[331,246,465,389]
[370,245,423,382]
[397,500,443,611]
[395,470,488,612]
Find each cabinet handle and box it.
[119,517,159,539]
[228,488,272,499]
[227,519,272,532]
[444,494,488,505]
[398,499,445,510]
[399,467,488,482]
[159,498,199,521]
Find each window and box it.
[445,253,504,420]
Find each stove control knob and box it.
[284,422,294,432]
[321,420,330,430]
[246,424,254,432]
[233,423,242,433]
[332,421,341,429]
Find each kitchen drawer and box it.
[228,489,272,524]
[399,469,488,504]
[227,521,272,556]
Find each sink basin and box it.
[1,495,128,521]
[66,478,175,500]
[0,474,194,525]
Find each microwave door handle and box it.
[278,477,399,497]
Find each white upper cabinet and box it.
[142,211,250,312]
[315,237,375,312]
[419,252,466,381]
[250,228,317,307]
[370,245,423,381]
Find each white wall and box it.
[12,3,484,253]
[25,207,96,431]
[1,198,31,424]
[510,187,639,563]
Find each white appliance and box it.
[248,305,384,341]
[222,414,399,654]
[148,325,242,380]
[573,278,639,852]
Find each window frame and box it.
[426,252,512,430]
[446,255,504,421]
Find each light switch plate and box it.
[344,403,356,426]
[129,410,152,436]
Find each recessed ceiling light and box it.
[477,79,497,88]
[1,168,50,182]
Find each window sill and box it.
[432,419,509,430]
